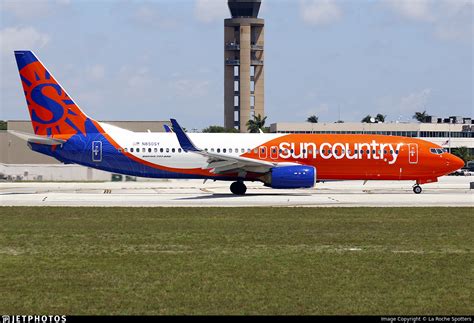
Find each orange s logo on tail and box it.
[14,50,91,139]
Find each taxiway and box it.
[1,176,472,207]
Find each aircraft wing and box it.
[8,130,67,145]
[170,119,293,174]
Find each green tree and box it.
[451,146,470,164]
[202,125,238,133]
[0,120,7,130]
[375,114,386,123]
[361,115,372,123]
[362,114,385,123]
[307,115,319,123]
[246,114,267,133]
[413,110,430,123]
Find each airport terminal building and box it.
[270,116,473,155]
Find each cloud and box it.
[195,0,229,23]
[0,27,50,57]
[385,0,473,41]
[385,0,433,22]
[133,4,160,27]
[86,65,105,81]
[376,88,432,120]
[300,0,342,26]
[171,79,210,98]
[399,88,432,113]
[1,0,69,20]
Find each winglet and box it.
[163,124,173,133]
[170,119,199,152]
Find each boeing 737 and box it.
[11,51,464,195]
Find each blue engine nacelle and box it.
[266,166,316,189]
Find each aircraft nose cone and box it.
[447,154,465,171]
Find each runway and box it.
[1,176,472,207]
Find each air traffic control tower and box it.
[224,0,264,132]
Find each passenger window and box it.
[211,148,215,152]
[172,148,175,153]
[229,148,233,153]
[217,148,220,153]
[124,148,128,152]
[160,148,163,153]
[205,148,208,152]
[223,148,226,153]
[154,148,157,152]
[395,150,399,154]
[166,148,169,153]
[130,148,134,153]
[178,148,182,153]
[148,148,151,153]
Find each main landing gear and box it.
[413,184,422,194]
[230,181,247,195]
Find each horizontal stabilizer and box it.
[8,130,66,145]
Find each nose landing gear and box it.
[230,181,247,195]
[413,184,422,194]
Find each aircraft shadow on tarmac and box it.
[177,192,312,200]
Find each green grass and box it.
[0,207,472,315]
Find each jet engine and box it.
[264,166,316,189]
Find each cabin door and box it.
[408,143,418,164]
[92,141,102,162]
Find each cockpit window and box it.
[430,148,444,154]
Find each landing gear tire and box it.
[413,185,422,194]
[230,181,247,195]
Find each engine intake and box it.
[265,166,316,189]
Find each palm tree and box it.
[246,114,267,133]
[307,115,319,123]
[413,111,429,123]
[361,115,372,123]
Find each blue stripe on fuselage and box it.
[35,118,234,180]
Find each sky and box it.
[0,0,473,130]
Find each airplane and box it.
[10,50,464,195]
